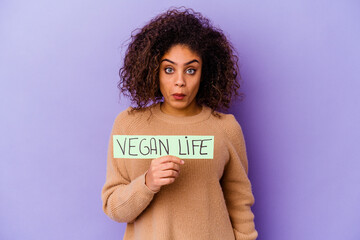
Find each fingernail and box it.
[181,160,184,164]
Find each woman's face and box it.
[159,44,202,116]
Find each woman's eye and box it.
[186,69,196,75]
[165,67,174,74]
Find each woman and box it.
[101,7,258,240]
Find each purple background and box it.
[1,1,359,239]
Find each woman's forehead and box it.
[160,45,201,64]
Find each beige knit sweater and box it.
[101,102,258,240]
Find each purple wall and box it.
[1,1,359,239]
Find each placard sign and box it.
[113,135,214,159]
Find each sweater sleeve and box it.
[220,115,258,240]
[101,111,158,223]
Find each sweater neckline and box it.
[151,102,212,124]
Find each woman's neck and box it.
[160,102,202,117]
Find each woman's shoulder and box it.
[114,105,153,122]
[110,105,154,134]
[209,108,239,125]
[209,109,244,139]
[113,104,157,129]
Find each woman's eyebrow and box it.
[160,59,199,65]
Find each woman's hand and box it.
[145,155,185,193]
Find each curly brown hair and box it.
[118,6,244,116]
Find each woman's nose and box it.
[175,73,185,87]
